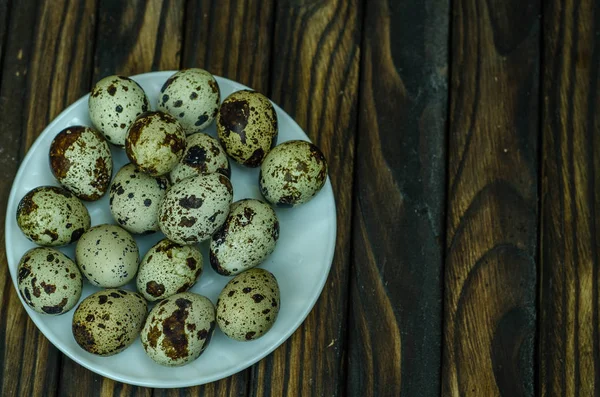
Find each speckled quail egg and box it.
[157,69,220,134]
[170,133,231,184]
[75,224,139,287]
[141,292,216,366]
[125,111,186,176]
[17,247,82,315]
[210,199,279,276]
[216,268,280,341]
[109,163,170,234]
[72,289,147,356]
[158,173,233,245]
[16,186,91,246]
[49,126,112,201]
[89,75,150,146]
[136,239,203,301]
[259,140,328,207]
[217,90,278,167]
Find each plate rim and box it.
[5,71,337,388]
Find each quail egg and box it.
[259,140,328,206]
[141,292,216,366]
[217,90,278,167]
[16,186,90,246]
[210,199,279,276]
[216,268,280,341]
[158,69,220,134]
[17,247,82,315]
[136,239,203,301]
[125,111,186,176]
[72,289,147,356]
[109,163,170,234]
[49,126,112,201]
[158,173,233,245]
[75,224,139,287]
[89,75,150,146]
[170,132,231,184]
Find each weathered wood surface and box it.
[348,0,448,396]
[539,0,600,395]
[0,0,597,395]
[0,1,97,395]
[441,0,540,395]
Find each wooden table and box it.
[0,0,597,395]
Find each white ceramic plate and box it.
[5,71,336,388]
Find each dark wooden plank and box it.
[539,0,600,395]
[182,0,275,93]
[348,0,449,395]
[93,0,184,81]
[441,0,540,395]
[0,0,10,83]
[0,0,97,396]
[249,1,362,395]
[57,1,183,395]
[154,1,275,395]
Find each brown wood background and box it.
[0,0,598,395]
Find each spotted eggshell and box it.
[210,199,279,276]
[49,126,112,201]
[136,239,203,301]
[158,173,233,245]
[141,292,216,367]
[89,75,150,146]
[17,247,82,315]
[259,140,328,207]
[125,111,186,176]
[158,69,220,134]
[72,289,147,356]
[75,224,139,288]
[170,133,231,184]
[216,268,280,341]
[109,163,170,234]
[16,186,91,247]
[217,90,278,167]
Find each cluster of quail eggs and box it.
[14,69,328,367]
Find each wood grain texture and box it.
[182,0,275,93]
[93,0,184,81]
[0,0,10,82]
[0,0,97,396]
[57,1,183,395]
[442,0,540,395]
[249,1,362,395]
[348,0,448,395]
[539,0,600,395]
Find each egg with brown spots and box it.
[89,75,150,146]
[75,224,139,288]
[17,247,82,315]
[141,292,216,367]
[49,126,112,201]
[210,199,279,276]
[16,186,91,246]
[158,173,233,245]
[216,268,280,341]
[109,163,170,234]
[136,239,203,301]
[125,111,186,176]
[72,289,147,356]
[217,90,278,167]
[259,140,328,207]
[158,69,220,134]
[170,132,231,184]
